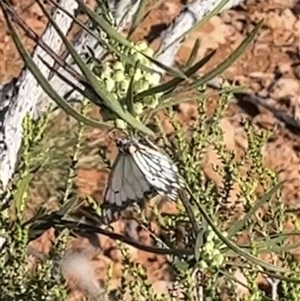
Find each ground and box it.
[0,0,300,300]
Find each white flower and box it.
[133,69,143,81]
[144,72,161,86]
[134,102,144,115]
[145,96,159,109]
[115,119,127,130]
[112,61,125,72]
[137,41,148,51]
[105,77,115,92]
[113,70,126,82]
[118,79,130,92]
[143,47,154,58]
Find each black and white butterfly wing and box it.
[127,139,185,201]
[102,150,153,222]
[102,138,185,223]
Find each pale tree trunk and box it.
[0,0,244,286]
[0,0,244,192]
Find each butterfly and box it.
[102,137,185,222]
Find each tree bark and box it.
[0,0,244,191]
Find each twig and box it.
[266,277,280,301]
[0,0,78,191]
[0,0,140,192]
[155,0,244,72]
[205,76,300,137]
[157,0,300,138]
[27,216,194,256]
[234,92,300,136]
[0,0,245,193]
[179,189,200,240]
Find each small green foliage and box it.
[0,206,68,301]
[199,227,226,270]
[0,110,69,300]
[111,242,166,301]
[1,2,300,301]
[62,100,89,204]
[166,90,300,298]
[281,258,300,300]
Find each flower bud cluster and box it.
[199,227,226,269]
[97,41,162,130]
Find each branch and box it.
[0,0,244,191]
[154,0,300,138]
[0,0,140,191]
[0,0,78,190]
[155,0,245,71]
[34,0,141,116]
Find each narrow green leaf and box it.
[161,50,216,97]
[190,20,264,89]
[135,50,216,102]
[46,0,109,79]
[13,157,49,219]
[142,97,194,123]
[220,270,252,292]
[22,206,47,227]
[141,83,242,123]
[3,0,91,84]
[94,0,114,25]
[75,0,187,79]
[104,40,161,75]
[227,182,283,239]
[75,0,133,47]
[225,262,300,284]
[14,173,31,217]
[47,0,165,79]
[224,232,300,257]
[143,53,187,80]
[262,241,300,254]
[38,55,86,96]
[57,196,79,218]
[185,38,201,68]
[0,2,111,130]
[35,0,154,136]
[186,184,288,273]
[125,64,138,116]
[194,228,205,262]
[41,57,117,117]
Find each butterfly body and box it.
[103,137,184,221]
